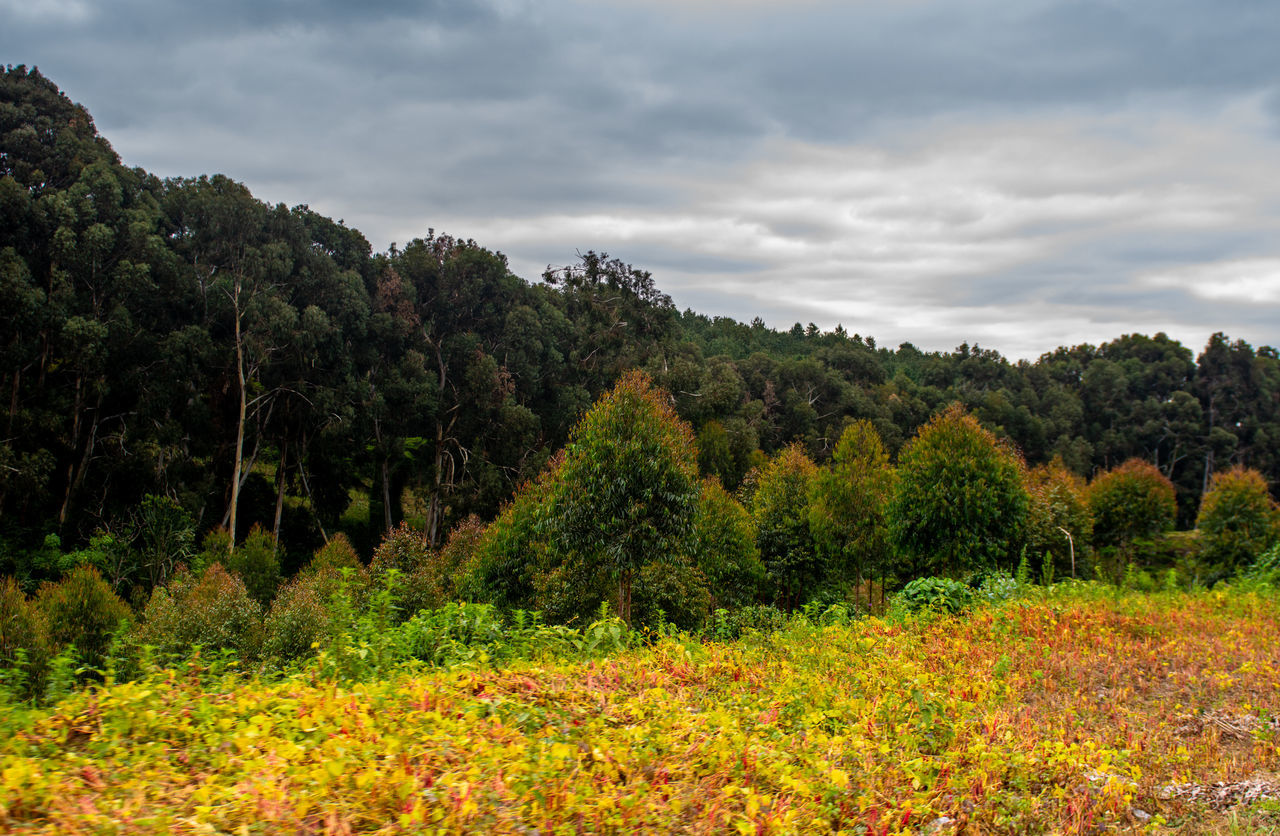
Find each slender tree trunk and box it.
[273,435,288,542]
[296,444,328,544]
[228,279,246,551]
[381,456,394,536]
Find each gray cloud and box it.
[4,0,1280,358]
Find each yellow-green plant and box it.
[1197,465,1280,575]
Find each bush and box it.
[896,576,974,614]
[224,524,282,607]
[708,604,789,641]
[306,533,362,575]
[888,404,1029,578]
[262,571,338,664]
[34,565,129,673]
[1088,459,1176,549]
[752,443,823,609]
[1024,457,1093,580]
[459,454,562,611]
[1197,466,1280,576]
[0,577,51,697]
[131,563,264,662]
[632,560,712,633]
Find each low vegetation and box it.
[2,586,1279,834]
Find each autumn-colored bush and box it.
[1088,459,1176,549]
[131,564,263,661]
[888,404,1029,578]
[262,571,337,664]
[1024,457,1093,580]
[34,564,129,673]
[1197,465,1280,576]
[0,577,51,695]
[305,533,362,575]
[752,443,822,608]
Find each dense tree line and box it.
[3,65,1280,601]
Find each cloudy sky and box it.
[6,0,1280,359]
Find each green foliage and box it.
[133,494,196,591]
[632,560,712,632]
[684,478,766,610]
[896,576,974,614]
[1088,459,1176,549]
[888,404,1029,578]
[130,564,264,662]
[751,443,822,608]
[1024,457,1093,580]
[460,454,562,611]
[808,419,895,587]
[708,604,789,640]
[223,524,282,607]
[544,371,701,624]
[1196,466,1280,575]
[34,565,129,673]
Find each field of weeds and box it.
[1,586,1278,834]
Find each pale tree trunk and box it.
[273,435,288,542]
[228,276,246,552]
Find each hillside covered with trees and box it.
[3,64,1280,620]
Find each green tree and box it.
[684,477,766,610]
[1196,466,1280,575]
[752,443,822,608]
[888,404,1029,579]
[1088,459,1176,549]
[809,419,895,592]
[544,371,699,625]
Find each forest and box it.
[3,63,1280,628]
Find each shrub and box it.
[306,533,362,575]
[896,576,974,614]
[1197,466,1280,575]
[708,604,789,640]
[459,453,563,611]
[1088,459,1176,549]
[224,524,282,607]
[131,564,264,662]
[0,577,51,696]
[262,571,337,664]
[544,371,700,625]
[1024,457,1093,580]
[34,565,129,673]
[888,404,1029,578]
[632,560,712,633]
[752,443,823,609]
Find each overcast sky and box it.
[5,0,1280,359]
